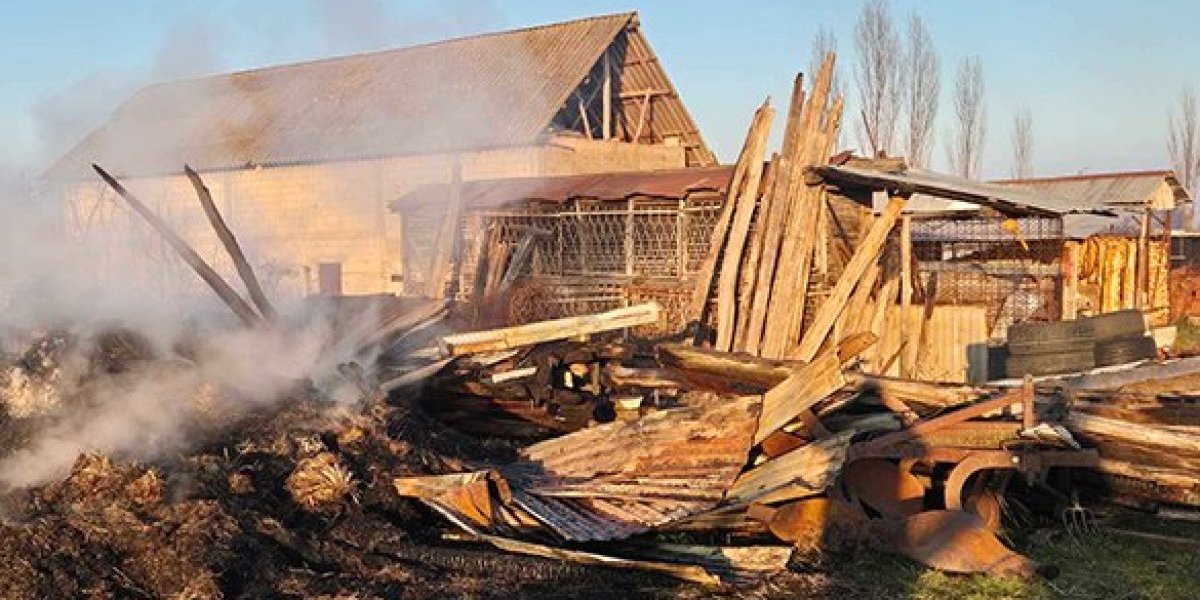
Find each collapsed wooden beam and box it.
[184,165,277,321]
[439,303,660,356]
[92,164,262,327]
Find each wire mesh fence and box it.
[910,215,1064,338]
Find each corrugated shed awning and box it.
[46,12,712,180]
[994,170,1191,212]
[391,166,733,211]
[816,164,1111,218]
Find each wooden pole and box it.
[184,166,277,321]
[899,215,912,375]
[602,51,612,140]
[715,101,774,351]
[92,164,261,327]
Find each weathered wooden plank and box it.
[760,54,837,359]
[440,303,660,356]
[728,432,852,503]
[793,196,906,362]
[716,102,774,351]
[688,102,766,326]
[754,350,846,444]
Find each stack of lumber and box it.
[689,53,904,365]
[1068,398,1200,508]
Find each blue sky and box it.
[1,0,1198,179]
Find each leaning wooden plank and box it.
[479,535,719,586]
[185,165,277,321]
[716,102,774,351]
[92,164,261,327]
[687,106,762,325]
[727,431,852,503]
[792,196,906,362]
[734,154,781,352]
[760,55,837,358]
[754,350,846,444]
[440,303,660,356]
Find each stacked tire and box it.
[1005,319,1095,378]
[1088,310,1157,367]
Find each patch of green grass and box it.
[789,518,1200,599]
[1172,316,1200,355]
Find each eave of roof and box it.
[391,165,733,211]
[815,164,1106,218]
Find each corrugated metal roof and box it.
[47,12,712,180]
[993,170,1190,211]
[392,166,732,210]
[816,164,1100,217]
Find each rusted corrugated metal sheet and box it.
[48,13,657,180]
[393,166,733,210]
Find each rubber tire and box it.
[1005,349,1095,378]
[1007,337,1095,356]
[1087,310,1147,342]
[1007,320,1093,345]
[1094,335,1157,367]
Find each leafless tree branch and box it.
[1011,107,1033,179]
[854,0,901,157]
[1169,88,1200,198]
[902,13,939,167]
[947,56,986,179]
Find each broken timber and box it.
[439,303,660,356]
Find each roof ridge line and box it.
[993,169,1175,185]
[142,11,637,91]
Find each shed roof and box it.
[993,170,1190,211]
[47,12,711,180]
[392,166,732,211]
[815,164,1098,217]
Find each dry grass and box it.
[285,452,355,510]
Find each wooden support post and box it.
[625,197,635,276]
[1062,241,1080,320]
[577,92,593,139]
[1022,375,1036,430]
[632,91,651,143]
[602,51,612,140]
[900,215,912,375]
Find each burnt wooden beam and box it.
[184,165,277,321]
[92,164,262,327]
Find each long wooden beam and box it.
[184,165,276,321]
[92,164,262,327]
[792,196,906,362]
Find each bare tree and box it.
[1011,107,1033,179]
[902,13,939,167]
[947,56,986,179]
[854,0,901,156]
[810,27,842,97]
[1169,88,1200,198]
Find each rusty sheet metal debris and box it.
[889,510,1043,579]
[842,459,926,519]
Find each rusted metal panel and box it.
[393,166,732,210]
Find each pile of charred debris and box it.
[0,54,1196,599]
